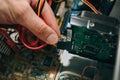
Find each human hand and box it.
[0,0,60,44]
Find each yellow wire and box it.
[38,0,45,16]
[81,0,102,14]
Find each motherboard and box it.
[0,0,119,80]
[0,46,59,80]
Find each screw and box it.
[89,22,95,27]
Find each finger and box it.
[30,0,60,36]
[41,2,60,36]
[17,4,58,44]
[30,0,38,9]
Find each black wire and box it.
[35,0,46,15]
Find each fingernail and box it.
[47,33,58,44]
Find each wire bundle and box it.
[19,0,52,50]
[82,0,102,14]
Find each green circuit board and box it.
[68,26,118,62]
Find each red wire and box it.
[18,0,52,50]
[21,37,46,50]
[20,26,46,50]
[82,0,102,14]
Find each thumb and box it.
[17,4,58,44]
